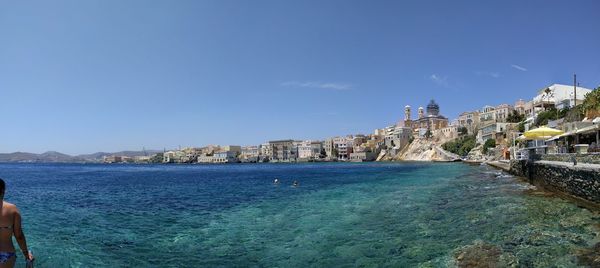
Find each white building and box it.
[297,140,323,160]
[494,104,514,123]
[333,136,354,161]
[384,125,412,150]
[213,151,239,163]
[532,84,593,110]
[259,143,271,161]
[240,146,260,162]
[198,154,214,163]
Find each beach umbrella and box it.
[516,135,529,141]
[524,126,564,139]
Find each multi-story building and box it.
[213,150,239,163]
[435,124,459,140]
[268,140,296,162]
[333,136,354,161]
[514,99,526,116]
[479,105,496,125]
[494,104,514,123]
[240,146,259,162]
[458,110,480,134]
[523,100,535,118]
[197,154,214,163]
[477,122,517,144]
[241,146,259,158]
[384,125,412,150]
[163,150,186,163]
[259,143,271,162]
[297,140,323,160]
[323,138,334,159]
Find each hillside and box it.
[0,150,160,163]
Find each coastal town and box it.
[104,79,600,168]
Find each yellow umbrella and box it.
[524,126,564,139]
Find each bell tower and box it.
[404,105,412,128]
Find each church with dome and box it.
[403,99,449,133]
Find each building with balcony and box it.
[268,140,297,162]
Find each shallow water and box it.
[0,162,598,267]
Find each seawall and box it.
[509,159,600,207]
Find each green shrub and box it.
[518,121,525,132]
[442,135,476,157]
[482,139,496,154]
[506,110,525,123]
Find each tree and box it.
[518,121,526,133]
[582,87,600,118]
[482,139,496,154]
[442,134,476,157]
[458,126,468,136]
[149,153,164,163]
[506,110,525,123]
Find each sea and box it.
[0,162,598,267]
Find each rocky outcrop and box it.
[394,138,459,161]
[465,144,487,162]
[375,149,392,161]
[376,131,461,162]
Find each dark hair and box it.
[0,178,4,193]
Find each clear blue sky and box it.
[1,0,599,155]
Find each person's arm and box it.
[13,207,33,261]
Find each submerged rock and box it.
[577,242,600,267]
[454,241,503,268]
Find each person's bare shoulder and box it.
[2,202,17,213]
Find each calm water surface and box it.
[0,162,598,267]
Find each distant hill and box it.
[0,151,78,163]
[0,150,161,163]
[76,150,162,161]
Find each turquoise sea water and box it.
[0,162,598,267]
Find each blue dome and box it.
[427,99,440,116]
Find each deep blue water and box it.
[0,162,598,267]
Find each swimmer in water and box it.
[273,178,280,184]
[292,180,299,187]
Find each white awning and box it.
[576,124,600,134]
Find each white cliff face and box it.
[376,132,461,162]
[396,138,458,161]
[397,138,437,161]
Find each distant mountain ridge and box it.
[0,150,161,163]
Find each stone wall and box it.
[509,160,600,204]
[536,153,600,164]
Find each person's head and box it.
[0,178,4,196]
